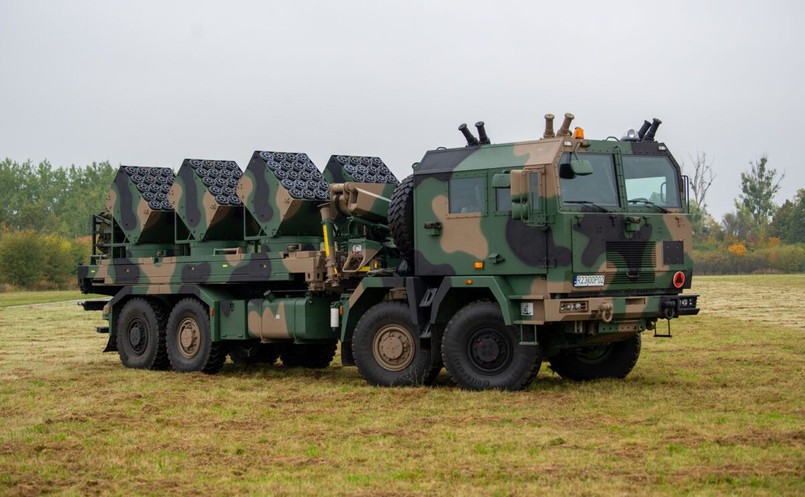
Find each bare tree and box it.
[684,151,716,211]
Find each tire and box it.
[116,298,169,370]
[442,301,541,391]
[548,334,641,381]
[229,341,280,365]
[389,175,415,261]
[166,298,226,374]
[352,302,436,387]
[279,342,337,369]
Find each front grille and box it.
[605,241,656,285]
[607,272,655,285]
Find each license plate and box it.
[573,274,605,287]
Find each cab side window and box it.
[449,177,485,213]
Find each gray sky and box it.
[1,0,803,218]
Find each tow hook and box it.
[599,302,614,323]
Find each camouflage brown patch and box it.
[513,139,562,166]
[431,194,489,259]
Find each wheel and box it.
[389,175,415,261]
[441,301,541,391]
[116,298,169,370]
[229,341,280,365]
[279,342,337,369]
[166,298,226,374]
[352,302,437,386]
[548,334,641,381]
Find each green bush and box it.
[692,243,805,274]
[0,230,89,290]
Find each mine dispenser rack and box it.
[100,165,177,259]
[323,154,399,226]
[168,159,246,251]
[237,150,329,240]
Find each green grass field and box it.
[0,276,803,496]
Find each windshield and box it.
[622,155,681,208]
[558,153,619,208]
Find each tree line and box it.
[0,159,116,289]
[685,153,805,273]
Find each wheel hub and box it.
[177,317,201,359]
[468,329,512,375]
[128,319,146,353]
[475,337,500,363]
[373,325,415,372]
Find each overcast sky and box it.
[1,0,802,218]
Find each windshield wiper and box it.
[628,198,668,213]
[564,200,610,212]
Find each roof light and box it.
[574,127,584,139]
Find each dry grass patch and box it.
[0,276,803,496]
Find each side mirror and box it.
[570,159,593,176]
[510,170,527,220]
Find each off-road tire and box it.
[548,333,641,381]
[280,342,337,369]
[353,302,436,387]
[389,175,415,261]
[166,298,226,374]
[442,301,541,391]
[229,341,280,365]
[116,298,169,370]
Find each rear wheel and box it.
[548,334,641,381]
[442,301,541,391]
[116,298,168,370]
[166,298,226,374]
[279,342,337,368]
[352,302,438,386]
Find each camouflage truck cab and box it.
[79,113,698,391]
[345,116,698,390]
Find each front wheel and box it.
[548,333,641,381]
[166,298,226,374]
[352,302,438,386]
[442,301,541,391]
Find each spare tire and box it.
[389,174,415,261]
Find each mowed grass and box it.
[0,276,803,496]
[0,291,102,308]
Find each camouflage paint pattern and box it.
[407,132,697,332]
[80,115,698,363]
[105,165,176,244]
[168,159,244,241]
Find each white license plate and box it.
[573,274,605,287]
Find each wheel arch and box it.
[429,277,516,327]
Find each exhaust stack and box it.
[475,121,491,145]
[642,118,662,141]
[637,120,651,140]
[557,113,575,137]
[458,123,480,146]
[543,113,555,138]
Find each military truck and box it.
[78,112,699,390]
